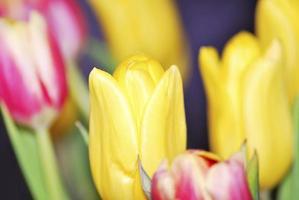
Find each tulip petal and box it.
[221,32,261,79]
[256,0,299,102]
[113,55,164,126]
[89,0,190,80]
[199,47,220,102]
[206,160,252,200]
[140,65,186,177]
[199,32,262,159]
[172,153,209,200]
[243,40,293,189]
[190,150,221,167]
[0,35,42,125]
[29,12,67,110]
[89,68,140,199]
[151,161,176,200]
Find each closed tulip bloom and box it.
[0,12,68,128]
[199,32,292,189]
[152,150,252,200]
[89,55,186,199]
[0,0,87,59]
[89,0,190,81]
[256,0,299,103]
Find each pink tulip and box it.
[151,150,252,200]
[0,12,68,128]
[0,0,87,59]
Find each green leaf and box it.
[277,96,299,200]
[67,60,90,121]
[247,151,259,200]
[55,128,100,200]
[292,96,299,199]
[75,121,89,145]
[277,172,292,200]
[84,38,116,74]
[138,157,152,200]
[1,105,48,200]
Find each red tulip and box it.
[0,12,68,128]
[151,150,252,200]
[0,0,87,59]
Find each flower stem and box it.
[36,128,68,200]
[67,60,89,121]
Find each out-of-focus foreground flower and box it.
[0,12,68,128]
[199,32,293,189]
[256,0,299,104]
[89,55,186,199]
[0,0,87,59]
[89,0,190,81]
[151,150,252,200]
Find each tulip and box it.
[0,0,87,59]
[0,12,68,128]
[256,0,299,103]
[199,32,293,189]
[89,55,186,199]
[88,0,190,81]
[151,150,252,200]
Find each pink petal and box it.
[0,37,43,124]
[206,160,252,200]
[152,161,176,200]
[172,153,209,200]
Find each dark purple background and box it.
[0,0,256,198]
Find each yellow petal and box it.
[89,68,142,199]
[199,32,261,159]
[89,0,190,81]
[113,55,164,126]
[140,65,186,176]
[199,47,221,154]
[256,0,299,103]
[222,31,261,80]
[243,41,293,189]
[199,47,220,101]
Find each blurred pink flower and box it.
[0,0,87,59]
[151,150,252,200]
[0,12,68,128]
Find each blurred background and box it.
[0,0,256,198]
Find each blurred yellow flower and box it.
[89,55,186,199]
[256,0,299,103]
[50,96,78,138]
[89,0,190,82]
[199,32,293,189]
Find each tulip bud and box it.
[89,0,190,81]
[0,12,68,128]
[151,150,252,200]
[0,0,87,59]
[199,32,293,189]
[256,0,299,103]
[89,55,186,199]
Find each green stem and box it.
[36,128,68,200]
[67,60,89,122]
[85,38,116,73]
[260,190,271,200]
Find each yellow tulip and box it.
[89,0,190,82]
[199,32,293,189]
[256,0,299,103]
[89,55,186,199]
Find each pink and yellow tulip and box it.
[0,12,68,128]
[151,150,252,200]
[0,0,87,59]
